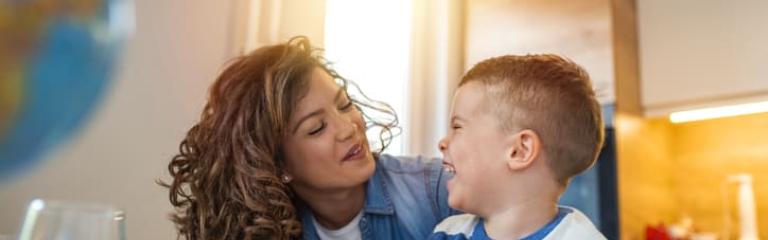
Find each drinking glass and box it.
[17,199,126,240]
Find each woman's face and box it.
[282,67,375,192]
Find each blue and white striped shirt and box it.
[428,206,606,240]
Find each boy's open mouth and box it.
[443,161,456,174]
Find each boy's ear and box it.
[506,129,541,171]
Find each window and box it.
[324,0,412,155]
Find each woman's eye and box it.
[339,101,354,112]
[308,122,326,135]
[451,124,462,130]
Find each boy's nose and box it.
[437,137,448,152]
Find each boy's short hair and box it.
[460,54,604,185]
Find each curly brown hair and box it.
[161,37,397,239]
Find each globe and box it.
[0,0,133,182]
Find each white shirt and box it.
[312,210,364,240]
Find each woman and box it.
[164,36,454,239]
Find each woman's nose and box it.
[336,115,357,142]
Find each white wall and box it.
[0,1,235,239]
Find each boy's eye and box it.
[308,122,326,135]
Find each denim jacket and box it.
[299,154,456,239]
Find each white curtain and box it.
[406,0,464,158]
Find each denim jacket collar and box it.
[362,163,394,215]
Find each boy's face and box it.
[438,82,514,213]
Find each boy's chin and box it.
[447,194,470,212]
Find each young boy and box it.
[431,54,606,240]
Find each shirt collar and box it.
[362,161,394,215]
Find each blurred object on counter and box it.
[723,174,760,240]
[0,0,133,182]
[17,199,126,240]
[667,217,694,239]
[646,218,720,240]
[647,223,671,240]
